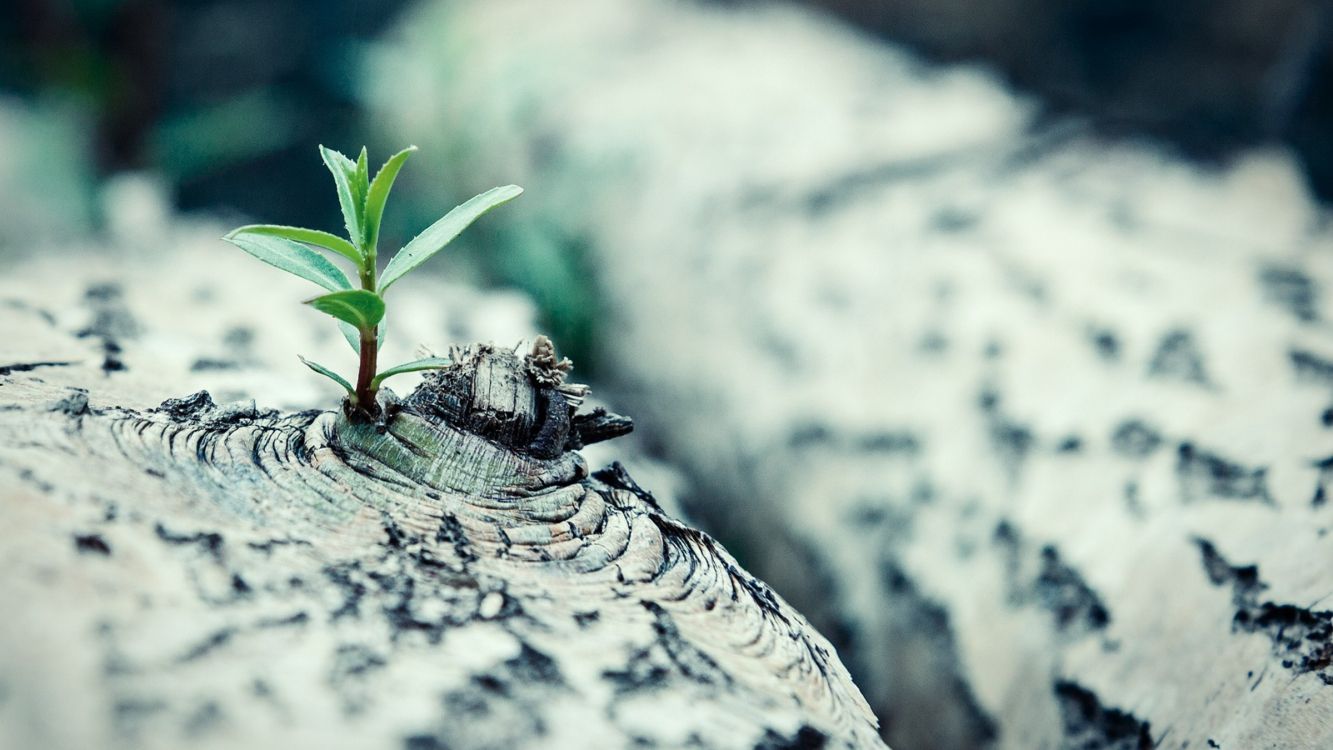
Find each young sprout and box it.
[224,145,521,419]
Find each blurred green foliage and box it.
[0,0,412,232]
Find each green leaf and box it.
[355,147,370,208]
[379,184,523,293]
[228,224,361,264]
[319,145,364,250]
[305,289,385,333]
[338,316,386,353]
[223,231,353,292]
[371,357,453,389]
[362,146,417,256]
[298,355,354,395]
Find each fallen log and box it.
[369,1,1333,748]
[0,222,884,749]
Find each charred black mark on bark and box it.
[1176,443,1273,505]
[0,360,74,376]
[1290,349,1333,386]
[594,461,665,514]
[753,724,829,750]
[1148,329,1211,386]
[1111,419,1164,459]
[1034,548,1110,632]
[436,512,478,564]
[1056,435,1084,454]
[919,330,949,355]
[330,643,387,684]
[324,563,368,621]
[642,601,731,687]
[154,522,224,559]
[1195,539,1333,683]
[423,640,561,743]
[877,561,998,748]
[1259,264,1319,323]
[51,388,90,416]
[1,297,57,326]
[780,423,925,459]
[177,627,236,663]
[114,698,168,734]
[505,643,564,686]
[255,611,309,629]
[602,646,673,694]
[74,533,112,555]
[1312,456,1333,508]
[994,522,1111,636]
[403,736,446,750]
[978,386,1034,479]
[1053,679,1153,750]
[1088,326,1121,362]
[799,153,959,216]
[246,537,313,554]
[183,700,223,736]
[933,207,980,233]
[190,358,240,372]
[77,283,138,374]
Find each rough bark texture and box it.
[370,1,1333,748]
[0,218,884,749]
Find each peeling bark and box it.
[0,234,883,748]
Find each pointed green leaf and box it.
[228,224,361,264]
[338,316,386,353]
[223,231,352,292]
[298,355,354,395]
[371,357,453,389]
[319,145,364,250]
[305,289,385,333]
[379,184,523,293]
[355,147,370,207]
[362,146,417,255]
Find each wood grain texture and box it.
[0,222,884,749]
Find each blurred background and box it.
[4,2,1332,749]
[5,0,1333,369]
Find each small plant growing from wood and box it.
[223,145,521,419]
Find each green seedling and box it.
[224,145,521,419]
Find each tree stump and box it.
[0,222,884,749]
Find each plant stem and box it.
[354,327,378,413]
[354,244,379,416]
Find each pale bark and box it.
[370,2,1333,748]
[0,221,884,749]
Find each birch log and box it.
[0,212,885,749]
[369,1,1333,748]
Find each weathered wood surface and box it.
[0,217,884,749]
[370,1,1333,748]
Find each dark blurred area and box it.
[4,0,1333,366]
[0,0,411,231]
[8,0,1333,219]
[805,0,1333,197]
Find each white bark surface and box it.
[370,2,1333,748]
[0,214,884,749]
